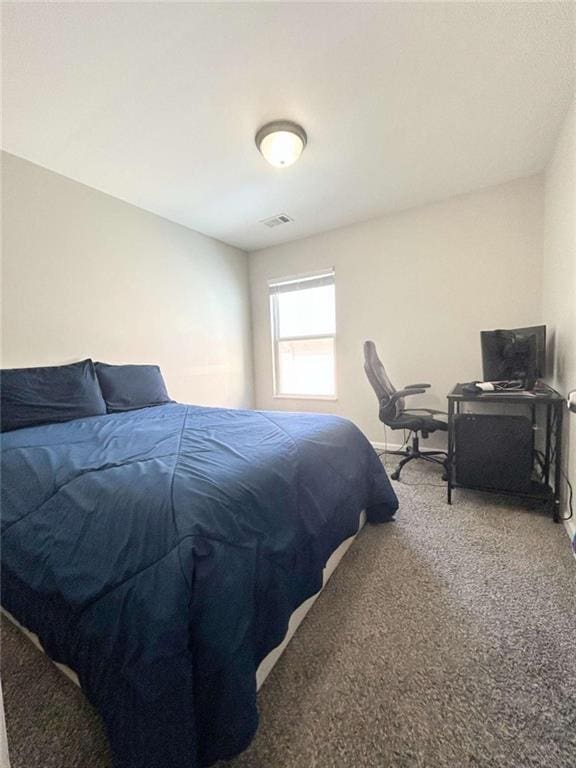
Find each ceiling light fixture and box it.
[255,121,307,168]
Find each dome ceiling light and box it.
[255,121,307,168]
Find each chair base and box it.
[385,432,447,481]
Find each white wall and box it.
[542,99,576,529]
[250,176,544,444]
[1,152,254,408]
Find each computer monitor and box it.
[481,325,546,387]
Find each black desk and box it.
[447,384,564,522]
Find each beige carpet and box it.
[2,461,575,768]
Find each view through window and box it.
[269,270,336,397]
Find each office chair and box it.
[363,340,448,480]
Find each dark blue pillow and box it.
[95,363,172,413]
[0,359,107,432]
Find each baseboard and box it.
[371,441,447,454]
[564,516,576,559]
[371,440,405,453]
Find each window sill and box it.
[273,394,338,402]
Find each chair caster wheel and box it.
[391,471,400,481]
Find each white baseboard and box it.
[564,516,576,560]
[371,440,405,453]
[371,440,447,454]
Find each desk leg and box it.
[447,399,454,505]
[543,403,552,487]
[553,403,563,523]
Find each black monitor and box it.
[481,325,546,387]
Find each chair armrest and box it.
[405,383,431,389]
[390,388,427,404]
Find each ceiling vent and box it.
[260,213,293,228]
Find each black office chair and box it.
[363,340,448,480]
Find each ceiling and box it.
[2,2,575,252]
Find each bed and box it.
[1,402,398,768]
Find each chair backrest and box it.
[363,340,403,422]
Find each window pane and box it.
[277,284,335,338]
[277,337,335,396]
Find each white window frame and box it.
[269,269,337,401]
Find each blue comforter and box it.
[1,404,398,767]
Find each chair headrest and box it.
[364,340,394,400]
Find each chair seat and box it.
[387,413,448,432]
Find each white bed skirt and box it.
[256,509,366,688]
[2,510,367,693]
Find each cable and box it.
[375,423,388,463]
[547,406,573,521]
[376,426,410,470]
[377,427,402,468]
[558,467,573,521]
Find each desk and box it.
[446,384,564,522]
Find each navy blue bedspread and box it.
[1,404,398,768]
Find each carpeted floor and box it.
[2,461,575,768]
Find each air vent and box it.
[260,213,293,228]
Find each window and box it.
[269,270,336,398]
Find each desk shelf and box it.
[447,479,554,502]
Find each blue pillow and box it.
[95,363,172,412]
[0,359,107,432]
